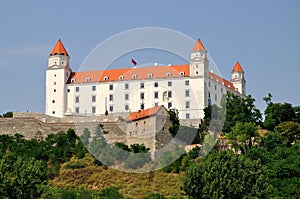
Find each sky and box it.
[0,0,299,115]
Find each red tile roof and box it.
[208,72,236,90]
[126,106,162,122]
[68,64,190,84]
[192,39,205,51]
[50,39,69,56]
[232,61,244,72]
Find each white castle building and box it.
[45,38,246,119]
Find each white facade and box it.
[45,39,246,119]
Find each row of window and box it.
[73,80,190,92]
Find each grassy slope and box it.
[49,154,185,198]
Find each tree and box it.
[263,94,296,131]
[274,121,300,145]
[182,150,269,199]
[226,122,259,154]
[2,111,13,117]
[0,154,48,199]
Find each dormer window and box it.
[104,76,109,81]
[132,74,137,79]
[119,75,124,80]
[86,77,91,82]
[180,71,185,76]
[71,78,76,83]
[148,74,153,78]
[166,72,172,77]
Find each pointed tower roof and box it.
[50,39,69,56]
[192,38,205,51]
[232,61,244,72]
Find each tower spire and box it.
[232,61,244,72]
[192,38,205,51]
[50,39,69,56]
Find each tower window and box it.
[155,103,158,107]
[221,88,223,93]
[140,92,144,99]
[54,89,56,92]
[186,113,190,119]
[196,71,198,74]
[185,90,190,97]
[92,95,96,102]
[215,95,217,101]
[54,74,56,77]
[52,111,55,114]
[168,102,172,108]
[109,105,113,112]
[125,83,129,89]
[154,82,158,87]
[109,94,113,101]
[53,82,56,85]
[92,86,96,91]
[76,87,79,92]
[215,85,217,90]
[125,93,129,100]
[186,101,190,109]
[140,82,144,89]
[75,107,79,113]
[140,103,145,110]
[168,91,172,98]
[75,96,80,103]
[208,82,211,87]
[67,89,70,92]
[125,105,129,111]
[168,81,172,87]
[109,84,113,90]
[92,106,96,114]
[154,92,158,99]
[185,80,189,86]
[52,100,55,103]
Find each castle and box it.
[45,38,246,120]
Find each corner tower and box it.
[190,38,209,77]
[45,39,72,118]
[231,61,246,95]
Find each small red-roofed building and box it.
[125,105,172,150]
[45,37,246,119]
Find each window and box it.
[53,82,56,85]
[92,106,96,114]
[208,82,211,87]
[109,84,113,90]
[52,111,55,114]
[125,83,129,90]
[67,89,70,92]
[185,90,190,97]
[186,101,190,109]
[148,74,153,78]
[109,105,113,112]
[154,92,158,99]
[92,86,96,91]
[166,72,172,77]
[208,98,211,105]
[215,85,217,90]
[168,102,172,108]
[54,74,56,77]
[54,89,56,92]
[154,103,158,107]
[140,92,144,99]
[140,82,144,89]
[186,113,190,119]
[185,80,189,86]
[215,94,217,101]
[180,71,185,76]
[168,81,172,87]
[109,94,113,101]
[119,75,124,80]
[154,82,158,87]
[75,107,79,113]
[208,92,211,98]
[76,87,79,92]
[132,74,137,79]
[125,105,129,111]
[140,103,145,110]
[86,77,91,82]
[75,96,79,103]
[221,88,223,93]
[168,91,172,98]
[104,76,109,81]
[92,95,96,102]
[52,100,55,103]
[71,78,75,83]
[125,93,129,100]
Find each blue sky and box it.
[0,0,299,114]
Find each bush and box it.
[2,111,13,117]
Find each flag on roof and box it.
[131,58,137,66]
